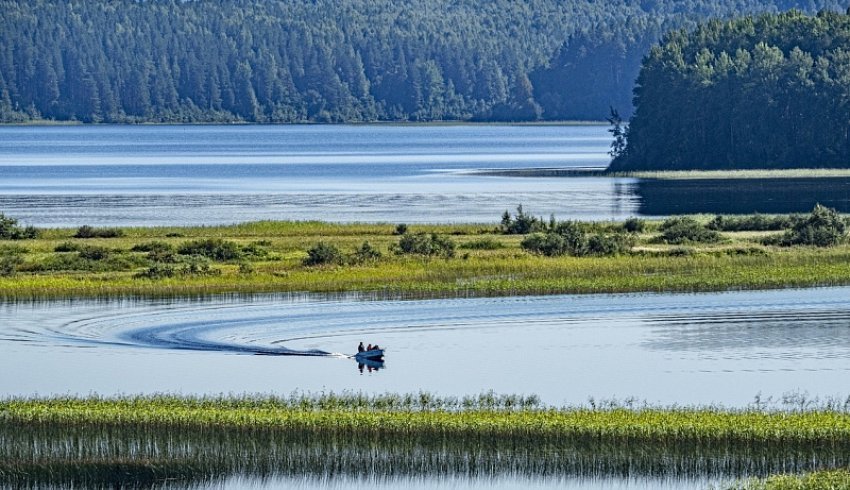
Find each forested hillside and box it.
[1,0,848,123]
[610,10,850,170]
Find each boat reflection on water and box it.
[357,357,385,373]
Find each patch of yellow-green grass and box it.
[727,471,850,490]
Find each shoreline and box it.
[474,167,850,179]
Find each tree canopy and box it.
[610,9,850,170]
[1,0,848,123]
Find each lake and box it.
[4,286,850,489]
[2,124,850,227]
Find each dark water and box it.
[637,177,850,215]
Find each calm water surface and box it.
[3,286,849,406]
[4,287,850,489]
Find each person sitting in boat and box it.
[367,343,372,351]
[358,342,365,353]
[372,344,380,350]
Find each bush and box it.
[74,225,124,238]
[521,232,566,256]
[131,241,173,253]
[54,242,81,252]
[77,245,111,261]
[179,255,220,276]
[303,242,346,266]
[351,241,382,264]
[586,233,635,256]
[0,213,39,240]
[658,217,721,244]
[135,263,176,279]
[393,233,455,259]
[707,214,793,232]
[460,238,503,250]
[394,224,409,235]
[773,204,846,247]
[623,217,646,233]
[0,248,23,276]
[177,238,242,261]
[500,205,545,234]
[241,241,270,259]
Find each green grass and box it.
[2,219,850,299]
[2,394,849,487]
[728,471,850,489]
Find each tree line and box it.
[610,9,850,170]
[1,0,847,124]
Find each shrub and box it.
[241,241,270,259]
[773,204,846,247]
[460,238,503,250]
[394,224,409,235]
[131,241,173,253]
[179,255,220,276]
[623,217,646,233]
[74,225,124,238]
[708,214,793,232]
[351,241,382,264]
[54,242,81,252]
[0,249,23,276]
[393,233,455,259]
[177,238,242,261]
[303,242,345,266]
[586,233,635,256]
[77,245,111,261]
[500,205,545,234]
[0,213,39,240]
[135,263,176,279]
[658,217,721,244]
[521,232,566,256]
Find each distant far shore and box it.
[0,120,607,127]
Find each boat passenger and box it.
[367,344,372,351]
[358,342,365,353]
[372,344,380,350]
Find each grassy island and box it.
[0,207,849,299]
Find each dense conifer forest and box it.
[1,0,848,123]
[610,10,850,170]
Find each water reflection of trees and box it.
[636,178,850,216]
[2,422,849,488]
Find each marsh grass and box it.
[727,471,850,489]
[1,219,849,299]
[2,394,850,488]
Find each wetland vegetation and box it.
[0,206,849,299]
[2,393,850,488]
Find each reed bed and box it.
[3,394,850,488]
[727,471,850,489]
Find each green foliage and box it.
[623,217,646,233]
[0,213,38,240]
[74,226,124,239]
[501,205,545,235]
[0,247,24,276]
[77,246,111,261]
[132,241,176,262]
[54,242,81,252]
[613,10,850,171]
[708,214,794,232]
[728,471,850,490]
[460,238,504,250]
[522,218,634,257]
[303,242,346,266]
[658,217,722,244]
[394,224,409,236]
[177,239,242,261]
[351,241,382,264]
[393,233,456,259]
[5,1,839,123]
[773,205,847,247]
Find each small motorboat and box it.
[355,348,385,361]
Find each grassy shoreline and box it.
[2,218,850,300]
